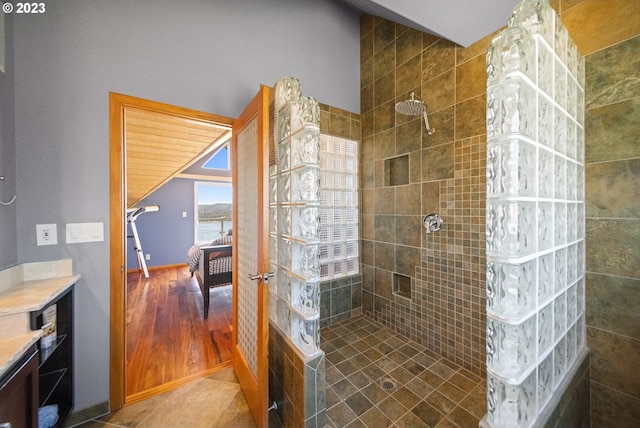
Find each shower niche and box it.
[393,273,412,300]
[385,154,409,186]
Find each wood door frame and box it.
[109,92,234,409]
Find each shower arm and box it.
[422,112,435,135]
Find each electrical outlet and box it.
[36,224,58,246]
[145,254,151,261]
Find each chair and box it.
[194,236,233,318]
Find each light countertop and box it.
[0,259,79,379]
[0,331,41,379]
[0,274,80,315]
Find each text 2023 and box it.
[16,2,46,13]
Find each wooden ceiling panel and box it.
[125,107,231,208]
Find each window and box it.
[203,144,230,170]
[319,135,359,279]
[195,182,232,242]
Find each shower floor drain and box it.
[380,378,397,391]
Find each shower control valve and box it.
[423,213,443,234]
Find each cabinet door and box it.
[0,346,39,428]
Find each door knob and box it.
[247,273,262,281]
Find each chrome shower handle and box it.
[423,213,443,234]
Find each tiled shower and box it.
[268,0,640,426]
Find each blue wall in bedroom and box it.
[126,178,197,270]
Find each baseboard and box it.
[126,263,188,274]
[66,401,110,427]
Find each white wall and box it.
[13,0,360,411]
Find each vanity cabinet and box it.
[30,286,74,428]
[0,343,39,428]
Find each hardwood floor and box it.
[125,265,233,398]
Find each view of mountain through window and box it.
[195,182,232,241]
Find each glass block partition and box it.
[269,76,322,357]
[483,1,586,427]
[319,134,360,281]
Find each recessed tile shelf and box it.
[393,272,412,300]
[385,154,409,186]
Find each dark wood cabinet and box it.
[0,343,39,428]
[30,286,74,428]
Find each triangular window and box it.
[203,145,230,170]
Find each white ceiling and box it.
[339,0,521,47]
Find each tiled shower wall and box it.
[360,14,490,377]
[359,1,640,400]
[581,15,640,428]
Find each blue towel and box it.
[38,404,59,428]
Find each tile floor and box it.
[72,315,486,428]
[322,316,487,428]
[71,368,257,428]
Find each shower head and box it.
[395,92,435,135]
[395,92,425,115]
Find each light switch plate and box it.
[66,222,104,244]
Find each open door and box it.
[231,86,270,427]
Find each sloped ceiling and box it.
[340,0,520,47]
[125,107,231,208]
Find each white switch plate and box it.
[66,222,104,244]
[36,224,58,246]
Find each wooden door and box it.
[231,86,270,428]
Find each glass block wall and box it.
[269,76,322,357]
[319,134,360,281]
[483,1,586,427]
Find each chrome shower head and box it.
[395,92,425,115]
[395,92,435,135]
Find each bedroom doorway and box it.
[109,93,236,408]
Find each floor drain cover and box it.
[380,378,397,391]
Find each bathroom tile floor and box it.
[322,315,487,428]
[71,368,258,428]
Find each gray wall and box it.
[126,178,196,269]
[0,13,16,268]
[11,0,359,412]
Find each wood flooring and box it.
[125,265,233,398]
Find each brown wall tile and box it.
[422,40,456,82]
[455,96,486,139]
[562,0,640,56]
[394,183,421,216]
[585,97,640,163]
[422,69,455,114]
[374,43,396,81]
[395,216,421,248]
[374,19,396,53]
[374,186,395,214]
[421,142,454,182]
[374,214,396,243]
[374,71,396,106]
[585,35,640,109]
[586,273,640,340]
[590,381,640,428]
[586,219,640,278]
[588,326,640,397]
[396,27,423,66]
[395,117,422,155]
[456,54,487,103]
[396,55,422,97]
[586,159,640,218]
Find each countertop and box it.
[0,259,79,379]
[0,274,80,315]
[0,331,41,379]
